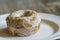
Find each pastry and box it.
[6,10,41,36]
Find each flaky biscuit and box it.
[6,10,41,36]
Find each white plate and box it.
[0,13,60,40]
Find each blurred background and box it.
[0,0,60,16]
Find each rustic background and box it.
[0,0,60,16]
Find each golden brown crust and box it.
[35,23,40,31]
[22,11,32,17]
[24,22,32,27]
[7,27,15,36]
[16,26,24,29]
[31,16,36,21]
